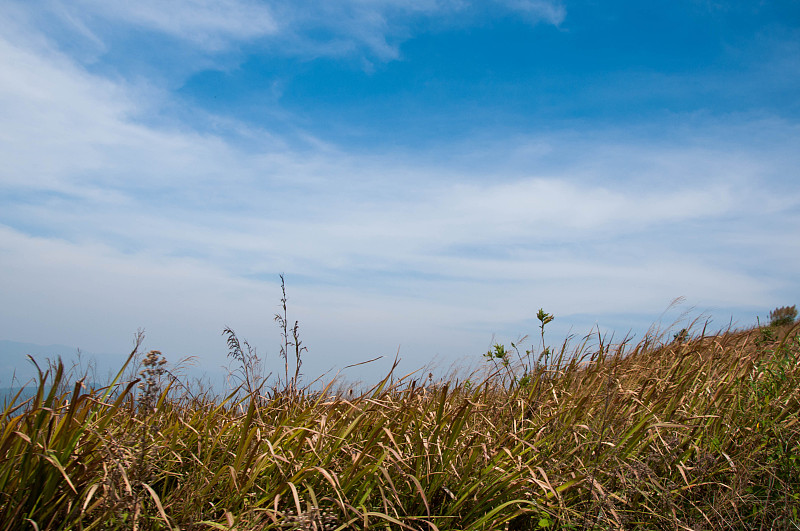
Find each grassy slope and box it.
[1,323,798,530]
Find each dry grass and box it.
[1,320,798,530]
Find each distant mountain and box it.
[0,385,41,406]
[0,339,225,396]
[0,340,80,386]
[0,339,129,388]
[0,381,111,408]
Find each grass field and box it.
[1,310,798,530]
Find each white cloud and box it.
[72,0,279,49]
[0,25,297,196]
[495,0,566,25]
[0,32,139,189]
[18,0,565,63]
[1,9,799,381]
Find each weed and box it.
[223,326,267,398]
[274,273,307,396]
[770,305,798,327]
[2,302,799,530]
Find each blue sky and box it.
[1,0,799,385]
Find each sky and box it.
[1,0,799,387]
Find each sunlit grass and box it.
[1,314,798,530]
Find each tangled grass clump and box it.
[1,314,799,530]
[770,305,798,327]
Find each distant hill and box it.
[1,381,110,407]
[0,340,80,387]
[0,385,39,405]
[0,339,129,388]
[0,339,223,397]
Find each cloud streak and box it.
[75,0,279,49]
[1,1,798,380]
[28,0,566,62]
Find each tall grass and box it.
[1,318,798,530]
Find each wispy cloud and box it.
[68,0,279,50]
[1,1,798,379]
[495,0,565,25]
[28,0,566,63]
